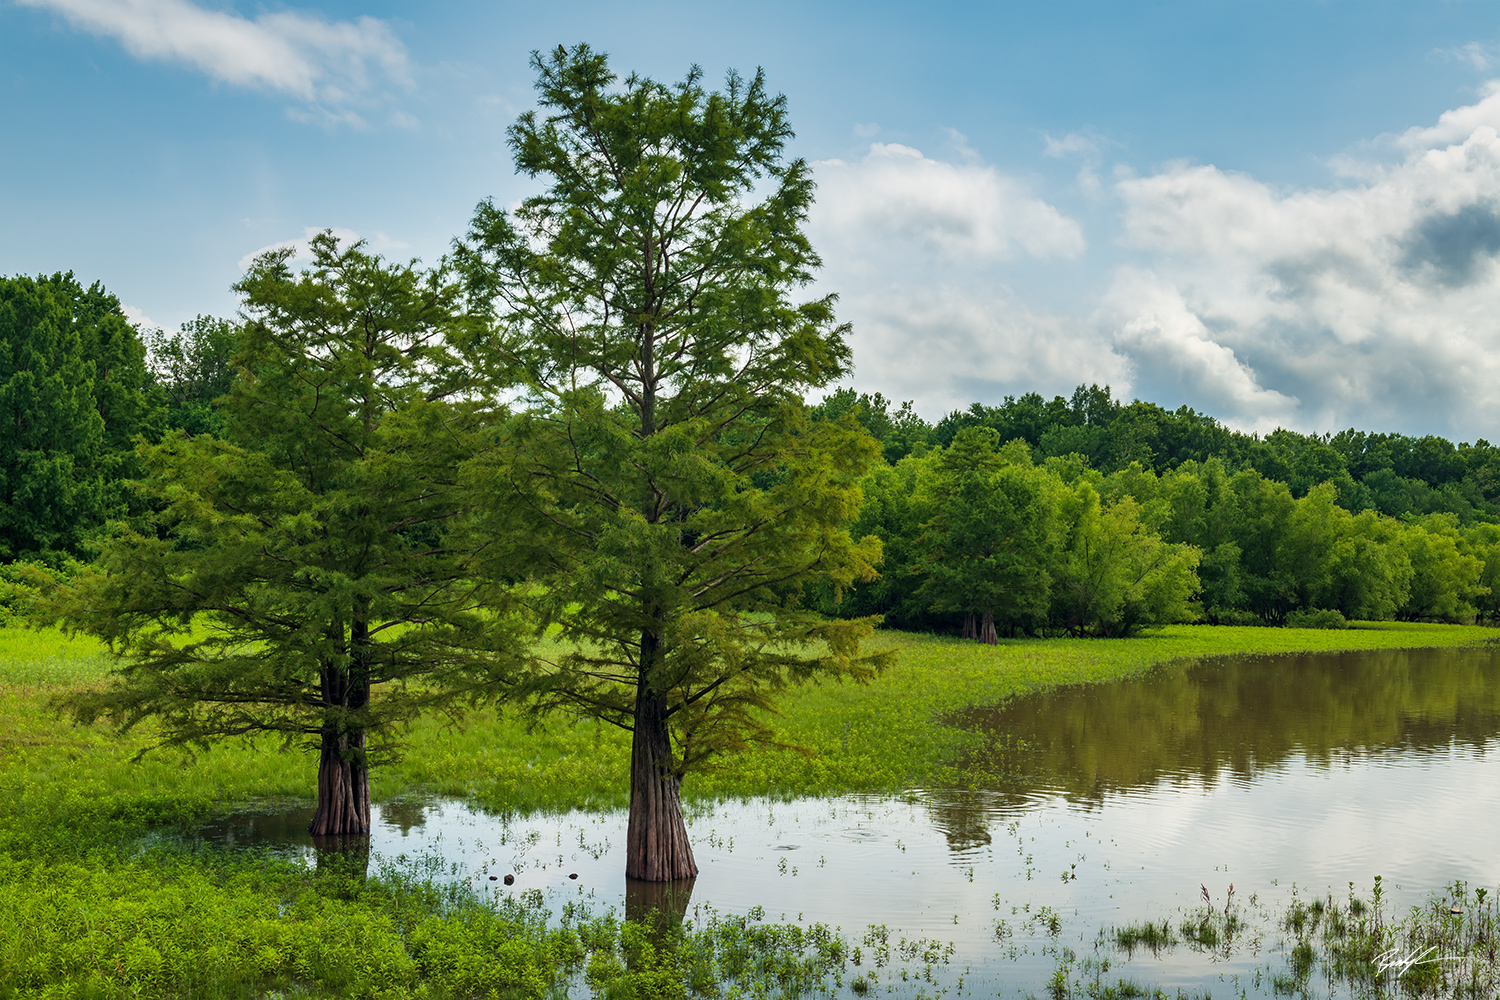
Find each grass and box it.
[2,620,1497,998]
[1098,878,1500,1000]
[4,620,1497,834]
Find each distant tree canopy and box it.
[144,315,239,437]
[815,384,1500,525]
[812,386,1500,634]
[0,272,162,563]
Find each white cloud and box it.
[814,142,1086,262]
[238,226,361,271]
[1108,90,1500,435]
[1103,272,1296,431]
[800,89,1500,438]
[1044,129,1107,159]
[1437,41,1499,73]
[18,0,409,118]
[807,144,1112,414]
[1394,80,1500,151]
[1042,128,1119,198]
[839,287,1130,416]
[121,303,160,331]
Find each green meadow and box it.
[3,620,1497,998]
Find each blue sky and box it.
[5,1,1500,439]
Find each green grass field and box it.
[4,620,1496,835]
[2,620,1495,998]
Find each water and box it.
[190,644,1500,996]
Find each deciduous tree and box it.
[457,45,886,882]
[0,273,161,561]
[57,235,513,836]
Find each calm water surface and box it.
[195,645,1500,996]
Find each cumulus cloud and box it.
[808,143,1118,412]
[839,287,1129,416]
[814,142,1086,262]
[1109,96,1500,436]
[1394,80,1500,151]
[1103,272,1297,431]
[792,88,1500,438]
[18,0,410,122]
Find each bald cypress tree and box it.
[59,235,516,836]
[458,45,887,882]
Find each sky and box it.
[5,1,1500,440]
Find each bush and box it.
[1285,608,1348,630]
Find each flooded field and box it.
[185,645,1500,997]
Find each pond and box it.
[188,644,1500,997]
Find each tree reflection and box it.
[947,645,1500,804]
[924,790,993,851]
[625,877,695,934]
[312,834,371,880]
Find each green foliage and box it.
[810,388,935,464]
[455,44,889,804]
[1050,486,1200,637]
[1397,514,1486,622]
[918,429,1056,639]
[144,314,239,436]
[0,272,162,562]
[827,432,1201,637]
[1284,607,1348,629]
[847,381,1500,527]
[45,236,516,788]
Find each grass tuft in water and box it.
[1113,920,1178,957]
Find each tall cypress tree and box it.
[457,45,887,882]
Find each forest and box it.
[5,276,1495,651]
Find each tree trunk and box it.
[962,612,976,640]
[626,689,698,881]
[310,725,370,835]
[978,610,998,645]
[309,612,372,837]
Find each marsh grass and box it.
[1112,921,1177,957]
[1099,878,1500,999]
[15,620,1495,830]
[1273,879,1500,998]
[0,842,882,1000]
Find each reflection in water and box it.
[379,798,432,835]
[924,790,992,852]
[947,645,1500,805]
[625,877,696,932]
[312,834,371,878]
[170,645,1500,998]
[200,802,317,848]
[198,802,380,877]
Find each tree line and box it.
[814,386,1500,525]
[810,423,1498,635]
